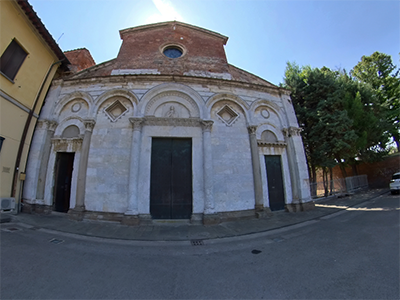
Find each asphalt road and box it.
[1,193,399,299]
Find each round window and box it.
[163,46,183,58]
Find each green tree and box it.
[340,72,389,170]
[351,52,400,151]
[284,63,358,194]
[284,61,391,194]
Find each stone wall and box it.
[317,153,400,188]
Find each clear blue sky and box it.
[30,0,399,86]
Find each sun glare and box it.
[146,0,184,24]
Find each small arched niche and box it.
[62,125,80,138]
[261,130,278,143]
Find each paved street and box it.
[1,192,399,299]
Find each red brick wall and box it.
[321,153,400,188]
[116,22,230,75]
[64,48,96,72]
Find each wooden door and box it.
[53,152,75,212]
[264,155,285,211]
[150,138,192,219]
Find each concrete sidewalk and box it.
[1,189,390,242]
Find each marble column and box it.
[36,120,58,201]
[122,117,143,225]
[22,119,57,213]
[201,120,219,225]
[247,125,264,213]
[69,119,95,219]
[283,127,313,211]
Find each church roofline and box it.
[119,21,229,45]
[61,72,290,96]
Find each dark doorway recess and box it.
[264,155,285,211]
[150,138,192,219]
[53,152,74,212]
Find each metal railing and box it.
[345,175,368,192]
[310,178,347,199]
[310,175,368,199]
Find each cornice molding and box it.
[60,74,284,96]
[143,116,202,127]
[51,137,83,152]
[257,140,287,148]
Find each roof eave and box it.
[16,0,70,70]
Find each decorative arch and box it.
[206,93,250,122]
[62,125,80,138]
[144,91,200,118]
[54,117,85,137]
[250,99,285,127]
[92,89,139,115]
[53,91,93,117]
[138,83,205,118]
[256,123,285,142]
[261,130,278,143]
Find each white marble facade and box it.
[23,78,313,224]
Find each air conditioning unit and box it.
[1,198,15,212]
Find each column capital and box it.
[289,127,302,136]
[247,125,257,135]
[129,117,144,131]
[283,127,302,137]
[37,119,58,131]
[83,119,96,132]
[201,120,214,133]
[47,120,58,132]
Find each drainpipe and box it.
[10,59,64,199]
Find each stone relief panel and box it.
[254,106,282,128]
[216,105,239,126]
[104,100,128,122]
[153,101,191,118]
[145,91,200,118]
[210,100,246,127]
[59,99,89,122]
[96,97,133,125]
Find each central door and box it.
[265,155,285,211]
[150,138,192,219]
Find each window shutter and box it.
[0,40,28,80]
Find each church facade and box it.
[23,21,313,225]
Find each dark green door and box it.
[150,138,192,219]
[264,155,285,211]
[53,152,75,212]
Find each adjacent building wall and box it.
[0,0,63,203]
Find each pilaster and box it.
[36,120,58,200]
[123,118,144,224]
[248,125,264,212]
[70,119,95,219]
[283,126,313,209]
[201,120,219,224]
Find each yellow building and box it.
[0,0,69,212]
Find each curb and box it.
[0,215,12,223]
[3,190,390,245]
